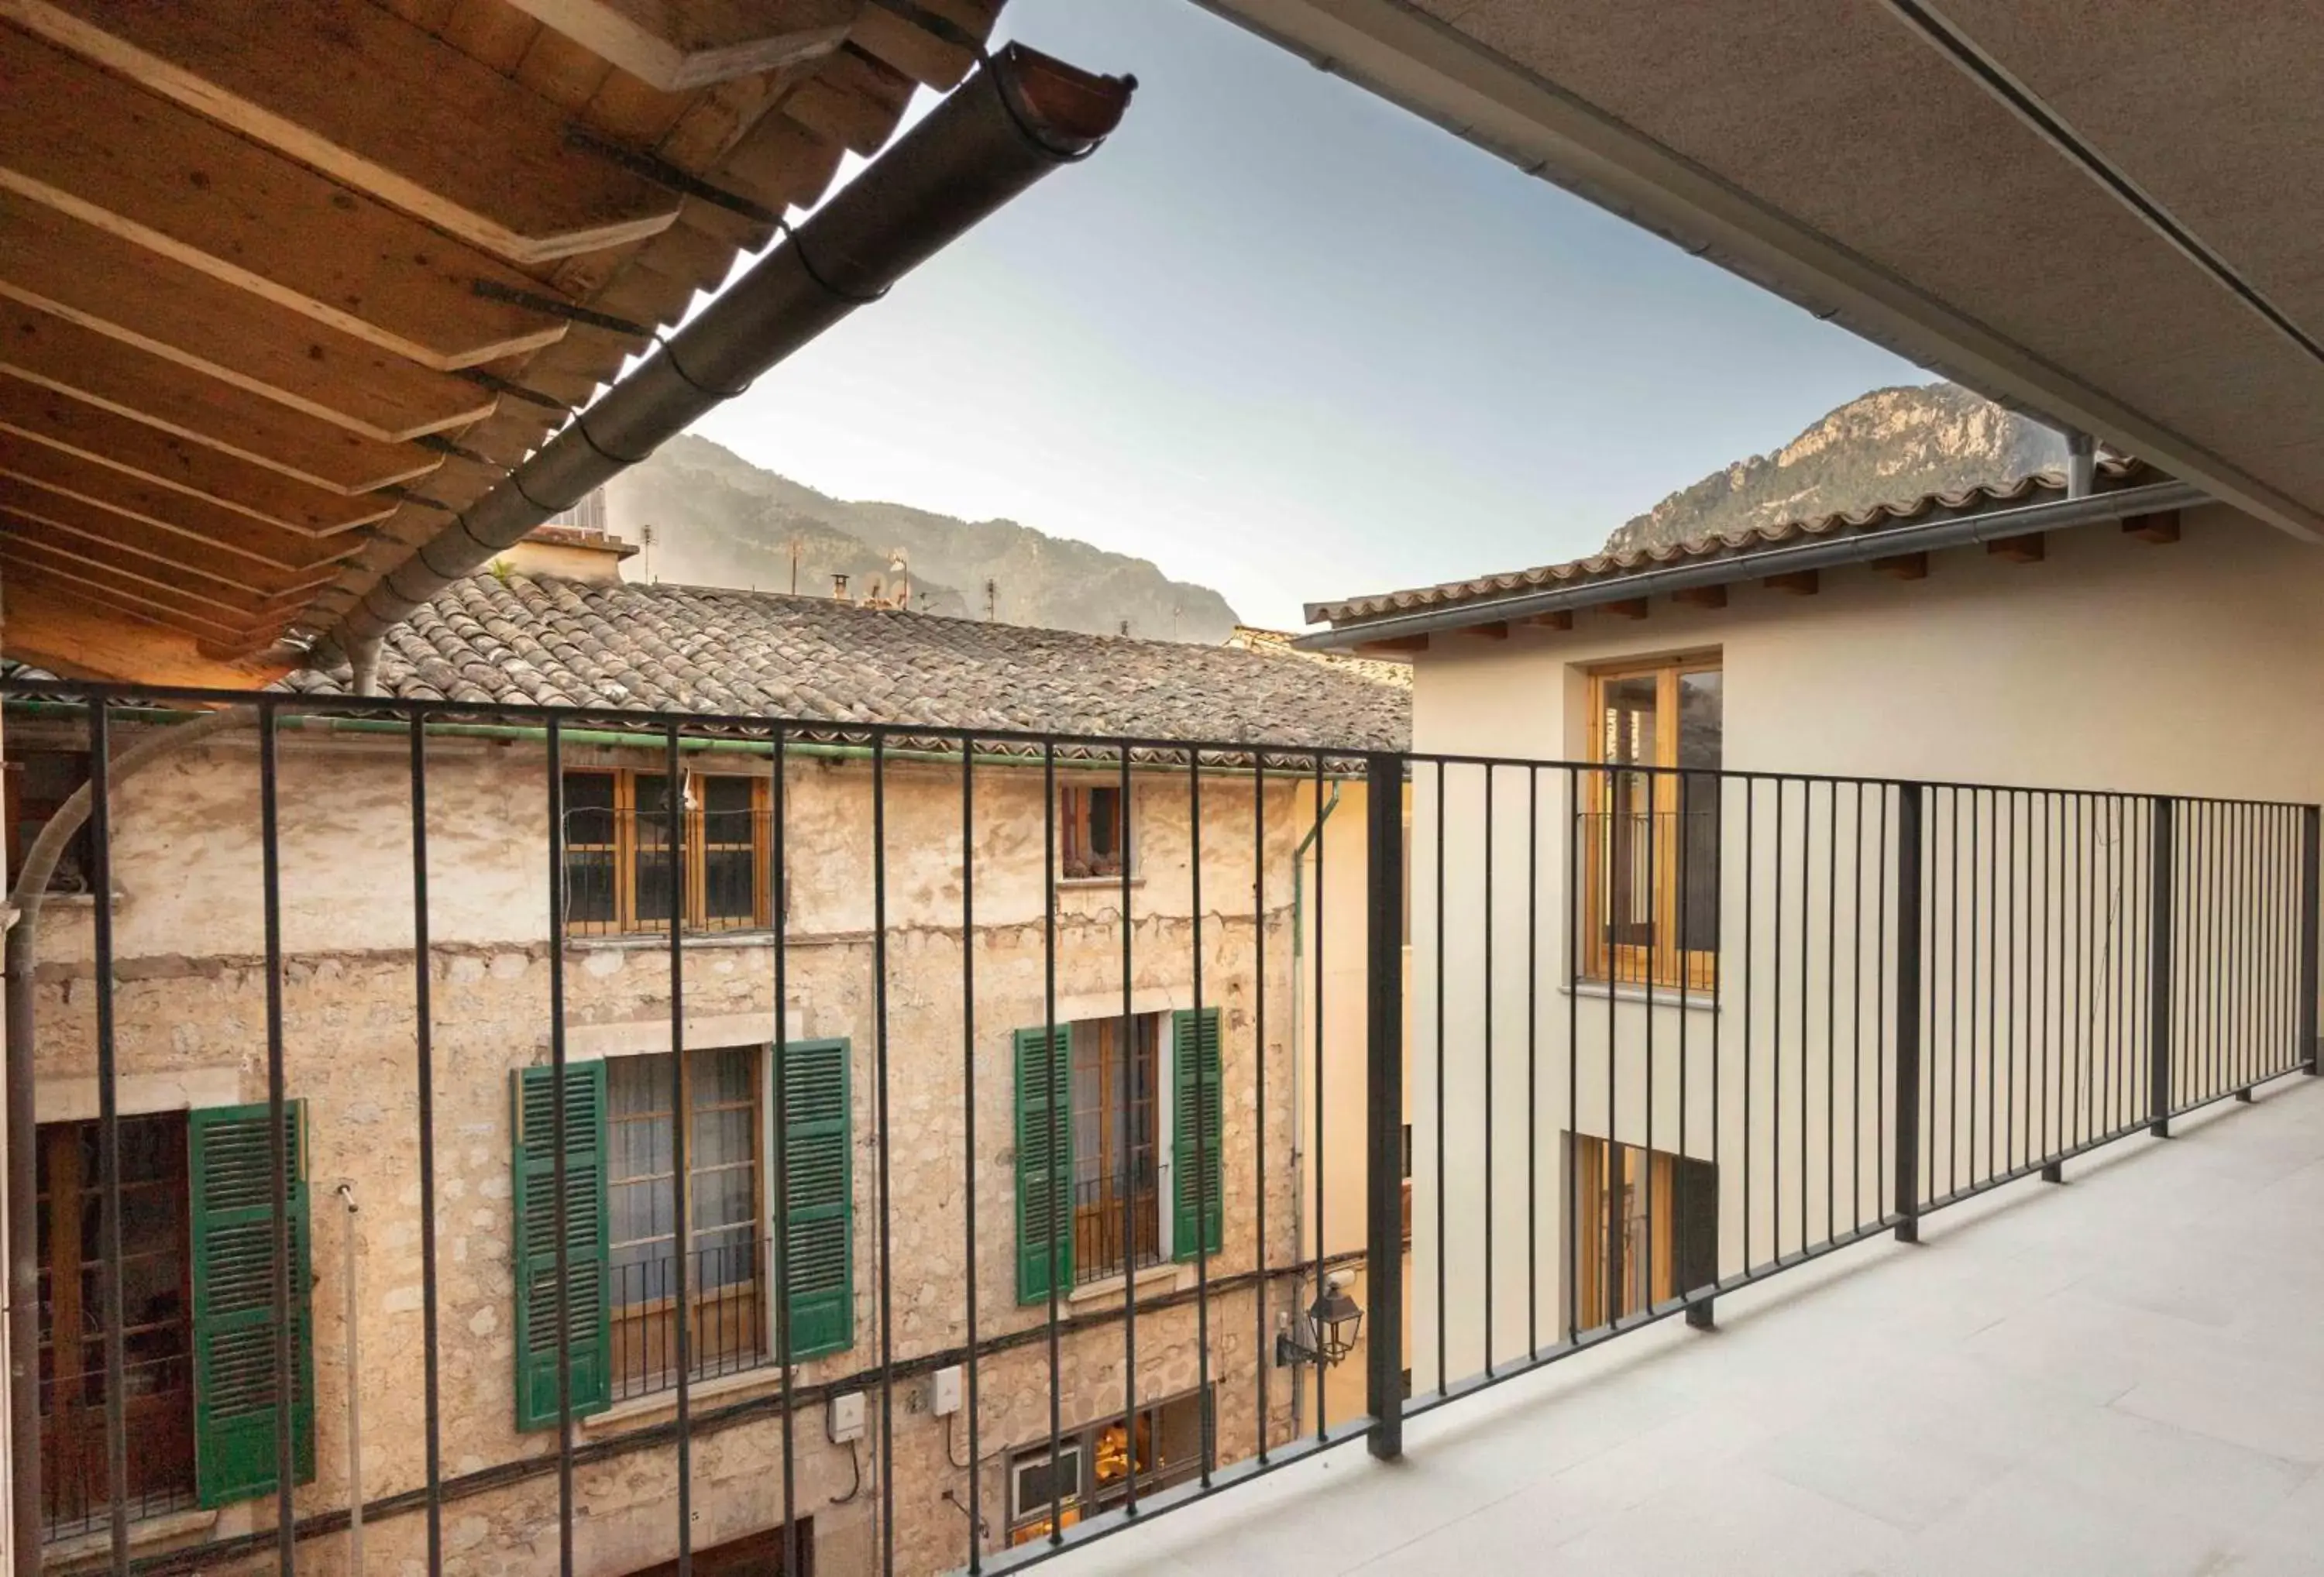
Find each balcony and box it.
[5,681,2315,1576]
[1050,1071,2324,1575]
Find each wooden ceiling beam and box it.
[0,376,396,537]
[0,504,342,601]
[1353,635,1428,657]
[0,191,499,443]
[0,0,682,263]
[0,29,572,373]
[1986,533,2045,564]
[0,301,442,496]
[1520,610,1573,630]
[1672,585,1728,610]
[0,526,310,620]
[0,472,368,577]
[1870,551,1930,580]
[2123,510,2182,544]
[0,441,381,563]
[782,51,911,156]
[851,0,989,89]
[1604,596,1649,620]
[503,0,858,91]
[1764,569,1820,596]
[0,541,266,639]
[0,569,294,684]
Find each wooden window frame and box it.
[1006,1387,1209,1546]
[563,768,771,937]
[1569,1134,1675,1330]
[1583,655,1720,991]
[607,1049,766,1393]
[1058,782,1132,883]
[1069,1015,1161,1285]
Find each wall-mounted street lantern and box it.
[1275,1276,1363,1368]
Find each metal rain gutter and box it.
[1295,477,2208,651]
[333,43,1134,690]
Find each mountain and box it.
[1600,383,2068,557]
[600,435,1242,642]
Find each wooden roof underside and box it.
[0,0,1003,685]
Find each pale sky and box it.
[685,0,1934,630]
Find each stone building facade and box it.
[11,566,1407,1577]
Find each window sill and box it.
[580,1360,792,1434]
[1067,1262,1187,1306]
[1055,876,1141,891]
[566,928,776,953]
[43,1507,217,1572]
[1563,981,1719,1013]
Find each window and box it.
[1569,1136,1716,1330]
[561,769,769,937]
[5,750,95,895]
[626,1516,814,1575]
[1070,1016,1162,1286]
[37,1102,316,1537]
[1583,658,1722,988]
[515,1043,854,1424]
[608,1049,765,1398]
[1060,784,1129,881]
[1016,1011,1221,1304]
[37,1114,194,1542]
[1006,1389,1210,1546]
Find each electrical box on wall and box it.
[829,1390,865,1443]
[929,1365,962,1417]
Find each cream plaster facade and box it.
[1404,504,2324,1392]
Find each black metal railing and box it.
[610,1236,772,1403]
[3,676,2315,1577]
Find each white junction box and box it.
[929,1365,962,1417]
[829,1390,865,1443]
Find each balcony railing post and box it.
[2302,806,2320,1075]
[2149,799,2177,1135]
[1363,751,1406,1462]
[1893,784,1923,1244]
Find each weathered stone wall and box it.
[25,723,1316,1576]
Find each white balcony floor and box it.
[1058,1076,2324,1577]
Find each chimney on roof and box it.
[500,517,639,584]
[832,572,851,601]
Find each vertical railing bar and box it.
[1606,766,1619,1303]
[2148,799,2175,1135]
[1678,767,1691,1261]
[545,720,574,1577]
[2005,794,2017,1174]
[1565,766,1580,1344]
[1872,783,1885,1228]
[2068,793,2082,1147]
[2123,796,2136,1126]
[1947,788,1961,1198]
[1971,786,1985,1190]
[874,736,896,1570]
[1643,760,1656,1307]
[1252,753,1268,1463]
[665,723,693,1577]
[1743,778,1756,1269]
[1042,744,1064,1544]
[2213,801,2226,1098]
[256,697,297,1575]
[1435,758,1447,1388]
[1482,763,1495,1374]
[774,724,798,1576]
[1526,764,1540,1359]
[1120,744,1138,1505]
[1309,751,1326,1438]
[86,699,129,1575]
[2037,794,2050,1164]
[1796,780,1808,1257]
[1714,773,1728,1276]
[1188,747,1212,1485]
[1893,782,1923,1245]
[1772,779,1784,1263]
[2299,803,2319,1078]
[1851,782,1865,1235]
[1817,782,1835,1228]
[408,711,445,1574]
[1364,751,1407,1463]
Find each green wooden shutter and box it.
[1171,1009,1224,1261]
[776,1038,854,1360]
[1014,1026,1074,1304]
[190,1101,316,1508]
[511,1062,611,1430]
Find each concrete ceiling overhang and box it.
[1195,0,2324,542]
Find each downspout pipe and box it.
[2064,430,2097,498]
[7,705,246,1568]
[1297,477,2208,651]
[335,45,1133,692]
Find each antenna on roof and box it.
[984,578,997,621]
[1118,618,1130,637]
[640,522,655,584]
[789,534,802,596]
